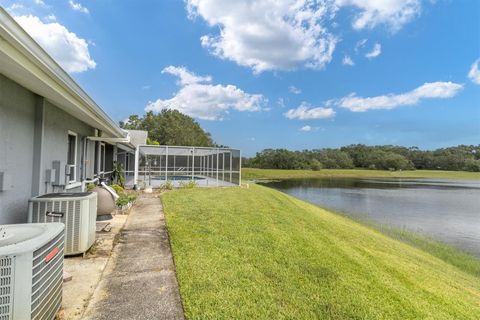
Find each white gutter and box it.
[87,136,131,143]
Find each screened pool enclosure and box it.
[132,146,241,188]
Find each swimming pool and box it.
[152,175,206,181]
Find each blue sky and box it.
[2,0,479,156]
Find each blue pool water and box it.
[152,175,206,181]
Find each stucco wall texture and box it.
[0,74,96,224]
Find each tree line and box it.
[120,110,479,172]
[245,145,480,172]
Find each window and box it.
[100,143,105,173]
[94,142,106,176]
[67,132,77,183]
[94,141,99,175]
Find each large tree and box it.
[120,110,214,147]
[247,144,480,172]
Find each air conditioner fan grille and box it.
[0,257,13,320]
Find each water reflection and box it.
[260,178,480,257]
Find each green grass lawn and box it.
[162,185,480,319]
[242,168,480,181]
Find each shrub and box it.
[161,180,174,190]
[116,193,137,207]
[86,183,96,192]
[116,195,130,207]
[111,161,125,187]
[179,180,198,189]
[111,184,125,195]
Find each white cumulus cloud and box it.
[365,43,381,59]
[284,102,335,120]
[337,81,463,112]
[468,59,480,85]
[299,125,320,132]
[45,14,57,22]
[162,66,212,86]
[336,0,421,32]
[145,66,267,120]
[185,1,425,73]
[187,0,338,73]
[69,1,89,14]
[14,15,96,73]
[342,55,354,66]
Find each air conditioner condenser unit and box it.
[28,192,97,256]
[0,223,65,320]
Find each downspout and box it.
[81,136,87,191]
[31,96,45,196]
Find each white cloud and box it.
[277,97,286,108]
[299,125,319,132]
[162,66,212,86]
[468,59,480,85]
[69,1,89,14]
[14,15,96,73]
[185,1,425,73]
[342,55,354,66]
[289,85,301,94]
[284,102,335,120]
[45,14,57,22]
[187,0,338,73]
[336,0,421,32]
[145,66,267,120]
[365,43,381,59]
[337,81,463,112]
[8,3,24,11]
[354,38,367,52]
[34,0,46,6]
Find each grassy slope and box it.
[162,185,480,320]
[380,226,480,277]
[242,168,480,181]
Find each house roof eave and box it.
[0,8,125,138]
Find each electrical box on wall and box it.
[45,169,56,183]
[0,172,12,191]
[52,161,66,186]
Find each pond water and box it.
[259,178,480,257]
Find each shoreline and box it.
[242,168,480,181]
[251,172,480,276]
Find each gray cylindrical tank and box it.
[92,186,116,220]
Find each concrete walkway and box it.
[84,193,185,320]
